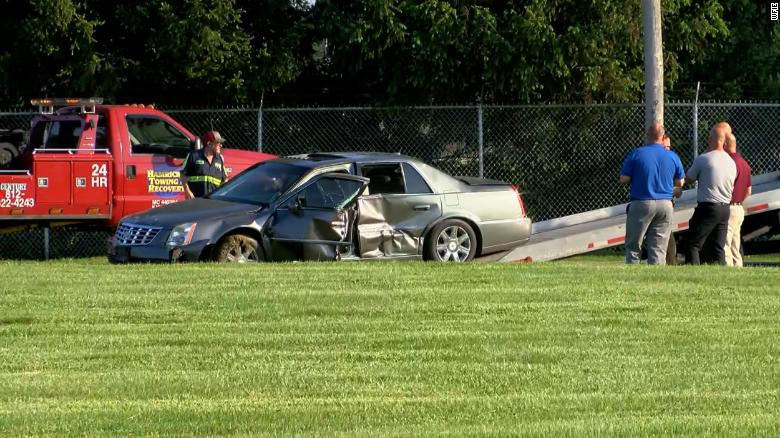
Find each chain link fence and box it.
[2,103,779,259]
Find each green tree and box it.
[0,0,299,106]
[237,0,313,103]
[0,0,104,105]
[667,0,780,100]
[107,0,252,104]
[0,0,777,107]
[301,0,735,105]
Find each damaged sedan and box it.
[108,152,532,263]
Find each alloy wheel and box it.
[435,225,471,262]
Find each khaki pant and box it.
[724,204,745,267]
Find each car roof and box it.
[284,151,424,167]
[276,152,465,192]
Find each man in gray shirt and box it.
[684,122,737,264]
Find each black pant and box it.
[685,202,730,265]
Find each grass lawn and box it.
[561,248,780,264]
[2,260,780,435]
[746,252,780,262]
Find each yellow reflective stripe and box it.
[187,175,222,185]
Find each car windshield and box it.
[207,161,307,206]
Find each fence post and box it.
[477,105,484,178]
[257,108,263,153]
[692,81,700,160]
[43,227,50,261]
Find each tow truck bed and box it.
[491,171,780,262]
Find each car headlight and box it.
[167,223,197,247]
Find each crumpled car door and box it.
[264,173,368,261]
[356,193,442,258]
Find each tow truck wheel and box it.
[214,234,262,263]
[666,233,679,265]
[0,142,19,166]
[425,219,477,262]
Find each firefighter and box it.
[181,131,227,199]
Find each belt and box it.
[730,202,742,206]
[699,202,729,206]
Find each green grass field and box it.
[2,260,780,435]
[561,248,780,264]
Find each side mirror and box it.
[192,138,202,150]
[291,195,305,213]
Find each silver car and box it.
[108,152,532,263]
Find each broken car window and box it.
[208,161,307,206]
[361,164,405,194]
[298,177,364,209]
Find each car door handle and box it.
[126,165,136,179]
[413,204,431,211]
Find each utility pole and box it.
[642,0,664,129]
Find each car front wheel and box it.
[214,234,262,263]
[425,219,476,262]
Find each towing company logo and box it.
[0,182,27,192]
[146,167,183,198]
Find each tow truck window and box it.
[27,116,107,150]
[126,116,191,158]
[29,120,82,149]
[95,116,108,149]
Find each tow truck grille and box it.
[115,223,162,246]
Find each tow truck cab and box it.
[0,98,275,231]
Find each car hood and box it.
[123,198,260,228]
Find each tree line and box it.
[0,0,777,107]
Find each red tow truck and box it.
[0,98,275,234]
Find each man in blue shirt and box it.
[619,122,685,264]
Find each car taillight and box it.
[512,185,526,217]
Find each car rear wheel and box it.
[425,219,476,262]
[214,234,262,263]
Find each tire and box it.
[214,234,262,263]
[666,233,678,265]
[0,142,19,166]
[424,219,477,262]
[675,232,688,264]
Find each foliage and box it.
[0,0,304,106]
[0,0,776,106]
[304,0,733,104]
[0,0,104,105]
[237,0,312,101]
[669,0,780,100]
